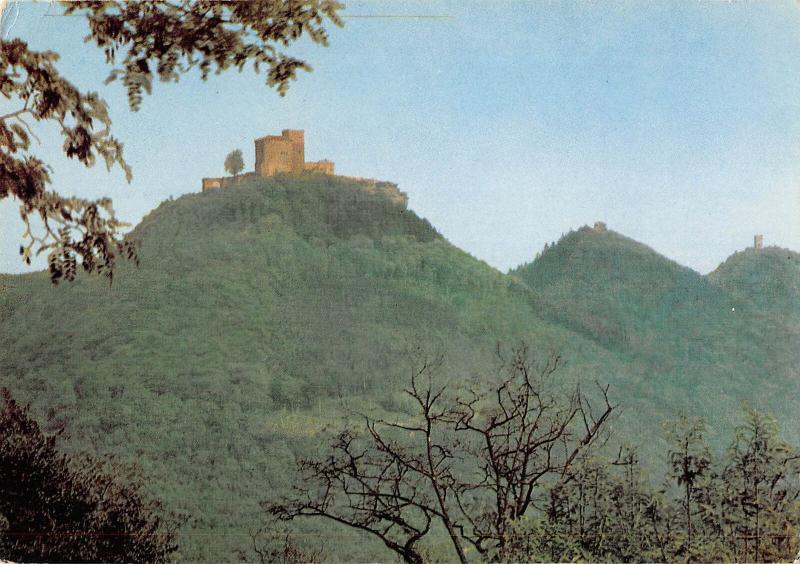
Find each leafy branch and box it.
[1,38,133,283]
[2,1,344,283]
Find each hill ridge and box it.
[2,180,799,561]
[709,245,800,319]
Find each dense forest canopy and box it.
[2,175,798,560]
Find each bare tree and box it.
[448,345,616,559]
[266,344,616,562]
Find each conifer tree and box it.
[665,416,712,560]
[723,406,800,562]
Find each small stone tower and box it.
[754,234,763,252]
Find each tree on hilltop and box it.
[0,387,181,561]
[1,0,343,283]
[225,149,245,177]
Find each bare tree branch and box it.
[266,344,617,561]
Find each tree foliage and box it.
[723,406,800,562]
[507,406,800,563]
[0,38,136,284]
[64,0,344,110]
[0,387,180,562]
[665,415,712,557]
[224,149,244,177]
[1,0,343,283]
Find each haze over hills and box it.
[1,175,798,559]
[512,227,799,379]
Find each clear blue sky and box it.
[2,0,799,274]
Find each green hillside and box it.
[511,226,748,354]
[511,225,800,444]
[0,175,626,560]
[709,246,800,323]
[1,179,797,560]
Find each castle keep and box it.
[201,129,408,207]
[202,129,334,191]
[254,129,334,176]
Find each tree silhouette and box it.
[266,345,616,563]
[666,416,712,558]
[224,149,245,177]
[1,0,343,283]
[0,387,181,562]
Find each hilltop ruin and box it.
[201,129,407,207]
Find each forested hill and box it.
[0,174,624,560]
[0,175,797,560]
[512,225,800,438]
[709,246,800,321]
[512,226,755,357]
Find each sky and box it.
[2,0,800,275]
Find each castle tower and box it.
[254,129,306,176]
[202,129,335,191]
[281,129,305,172]
[754,234,763,252]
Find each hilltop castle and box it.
[201,129,408,207]
[202,129,334,191]
[254,129,334,176]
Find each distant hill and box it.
[511,224,800,450]
[1,180,798,560]
[511,226,751,358]
[709,246,800,322]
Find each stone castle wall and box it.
[201,178,222,191]
[338,175,409,207]
[202,129,407,208]
[201,172,256,192]
[304,159,335,175]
